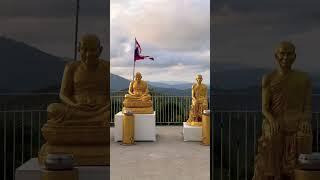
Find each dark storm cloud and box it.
[0,0,109,57]
[212,0,320,72]
[0,0,108,18]
[214,0,320,13]
[213,0,320,33]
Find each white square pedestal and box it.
[15,158,109,180]
[183,122,202,141]
[114,111,156,142]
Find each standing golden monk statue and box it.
[38,34,110,165]
[253,41,313,180]
[122,72,153,114]
[186,74,208,126]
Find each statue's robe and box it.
[253,70,312,180]
[123,80,152,108]
[47,60,109,126]
[188,84,208,122]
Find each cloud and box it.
[111,0,210,52]
[111,64,210,85]
[0,16,109,57]
[110,0,210,83]
[212,0,320,72]
[0,0,210,83]
[0,0,108,18]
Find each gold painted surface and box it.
[122,114,135,145]
[252,42,313,180]
[294,170,320,180]
[42,169,78,180]
[122,107,154,114]
[38,143,109,166]
[38,34,110,166]
[122,72,153,114]
[201,113,210,146]
[186,75,208,126]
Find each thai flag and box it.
[134,38,154,61]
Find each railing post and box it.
[22,106,25,165]
[228,112,231,180]
[220,113,224,180]
[30,112,33,158]
[38,112,41,151]
[13,112,16,179]
[237,139,240,180]
[3,112,6,180]
[245,112,248,180]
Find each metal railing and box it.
[0,110,47,180]
[212,111,320,180]
[111,95,195,125]
[0,94,319,180]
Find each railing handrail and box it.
[0,92,320,96]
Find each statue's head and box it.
[275,41,296,71]
[135,72,142,82]
[196,74,203,84]
[78,34,103,66]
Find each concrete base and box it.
[15,158,110,180]
[114,111,156,142]
[183,122,201,141]
[295,169,320,180]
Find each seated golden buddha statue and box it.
[186,75,208,126]
[38,34,110,166]
[252,41,313,180]
[122,72,153,114]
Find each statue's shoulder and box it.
[262,71,276,87]
[292,70,310,81]
[141,80,148,86]
[64,61,80,72]
[192,83,197,88]
[99,59,109,68]
[200,84,207,90]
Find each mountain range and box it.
[0,36,319,94]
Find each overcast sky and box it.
[1,0,319,84]
[0,0,210,84]
[213,0,320,73]
[110,0,210,84]
[0,0,109,58]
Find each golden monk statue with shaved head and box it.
[253,41,312,180]
[45,34,109,126]
[186,74,208,126]
[122,72,153,114]
[38,34,110,165]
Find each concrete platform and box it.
[114,111,156,142]
[183,122,202,141]
[111,126,210,180]
[15,158,110,180]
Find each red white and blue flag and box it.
[134,38,154,61]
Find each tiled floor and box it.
[110,126,210,180]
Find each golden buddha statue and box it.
[122,72,153,114]
[253,41,313,180]
[38,34,110,166]
[186,74,208,126]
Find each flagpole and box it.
[133,37,136,80]
[132,60,136,81]
[74,0,80,61]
